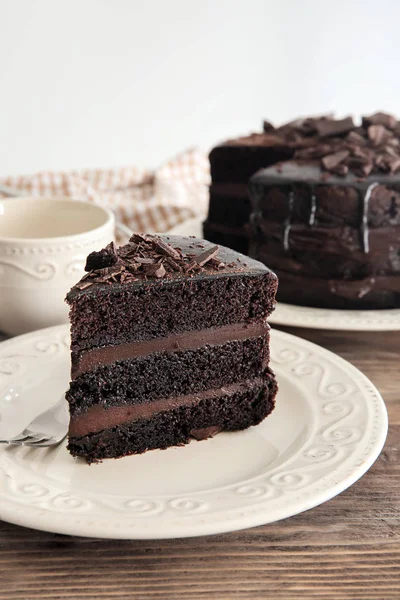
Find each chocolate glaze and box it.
[361,182,379,253]
[249,161,400,307]
[273,269,400,308]
[69,378,265,437]
[309,192,317,226]
[72,321,269,379]
[283,190,295,251]
[251,162,400,234]
[253,220,400,276]
[67,235,271,301]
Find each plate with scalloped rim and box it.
[167,217,400,331]
[0,324,387,539]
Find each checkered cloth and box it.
[0,148,210,235]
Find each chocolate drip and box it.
[309,188,317,226]
[361,182,378,253]
[283,189,295,251]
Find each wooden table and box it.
[0,327,399,600]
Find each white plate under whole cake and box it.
[168,218,400,332]
[0,325,387,539]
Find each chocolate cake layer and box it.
[251,161,400,228]
[209,134,294,183]
[68,372,278,461]
[249,158,400,308]
[72,321,268,378]
[273,269,400,309]
[251,221,400,278]
[69,376,267,436]
[67,236,277,354]
[67,335,270,412]
[207,183,251,227]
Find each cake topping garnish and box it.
[191,245,219,267]
[84,242,118,272]
[149,236,181,260]
[260,112,400,177]
[78,235,229,288]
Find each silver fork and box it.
[0,396,69,447]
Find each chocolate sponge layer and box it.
[68,371,278,462]
[67,336,270,415]
[68,273,277,355]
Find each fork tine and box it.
[25,437,51,445]
[0,395,69,447]
[26,435,66,447]
[7,433,32,444]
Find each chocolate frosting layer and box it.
[250,161,400,271]
[251,161,400,227]
[67,235,272,301]
[272,268,400,308]
[72,322,269,379]
[69,378,264,437]
[252,220,400,278]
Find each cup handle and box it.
[115,222,132,243]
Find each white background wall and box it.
[1,0,400,176]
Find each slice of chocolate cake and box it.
[65,235,278,462]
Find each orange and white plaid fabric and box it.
[0,148,210,234]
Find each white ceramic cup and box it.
[0,197,115,336]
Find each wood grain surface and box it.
[0,327,399,600]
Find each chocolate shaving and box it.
[257,111,400,177]
[149,236,181,260]
[165,257,183,272]
[129,233,148,244]
[294,144,332,160]
[74,234,226,291]
[347,131,367,146]
[315,116,354,137]
[85,241,118,272]
[347,157,373,177]
[209,256,225,269]
[387,137,400,147]
[329,163,349,176]
[362,112,397,130]
[321,150,350,171]
[145,263,166,278]
[388,157,400,173]
[263,120,275,133]
[193,245,219,266]
[75,280,94,290]
[368,124,389,146]
[134,257,156,265]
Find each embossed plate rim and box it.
[0,325,388,539]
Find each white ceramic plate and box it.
[168,218,400,331]
[269,303,400,331]
[0,325,387,539]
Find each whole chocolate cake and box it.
[66,235,278,462]
[205,112,400,309]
